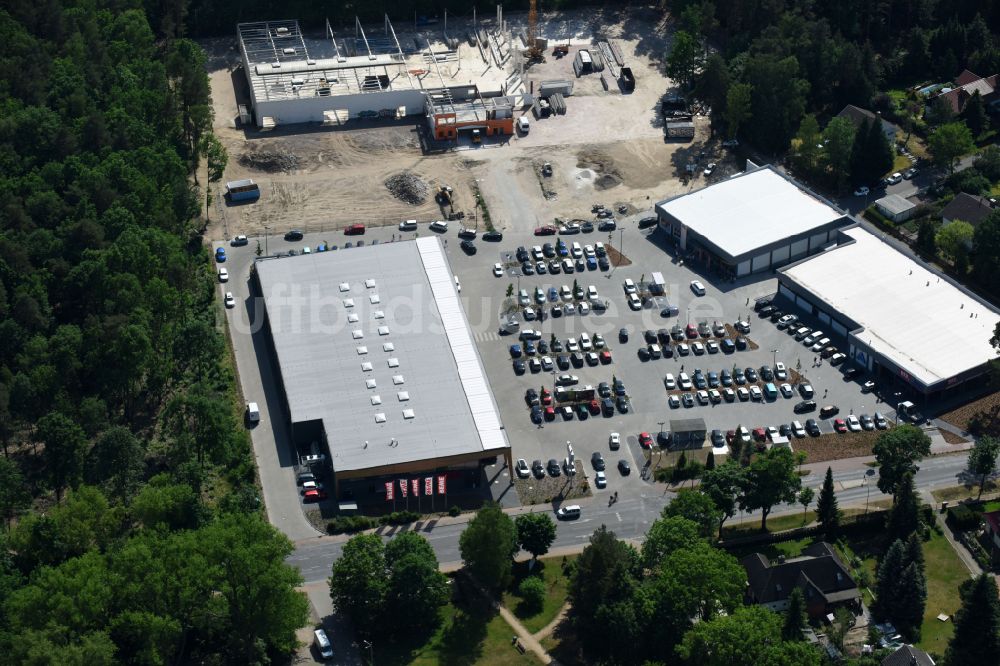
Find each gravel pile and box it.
[384,172,429,205]
[238,150,300,173]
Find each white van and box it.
[399,219,417,231]
[313,629,334,661]
[517,116,530,133]
[430,220,448,232]
[595,242,606,257]
[571,242,583,258]
[246,402,260,423]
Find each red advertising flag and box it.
[424,477,433,496]
[411,479,420,496]
[437,474,447,495]
[385,481,394,501]
[399,479,408,498]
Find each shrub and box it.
[326,515,377,534]
[518,576,546,612]
[946,504,981,531]
[381,510,420,526]
[449,505,462,517]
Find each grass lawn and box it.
[502,556,577,635]
[375,575,539,666]
[931,483,1000,503]
[917,530,967,655]
[892,154,912,173]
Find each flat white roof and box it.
[255,237,508,474]
[657,166,844,258]
[782,227,1000,387]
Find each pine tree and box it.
[894,562,927,641]
[904,532,924,573]
[873,539,906,622]
[705,450,716,471]
[887,472,922,542]
[782,587,808,641]
[816,467,841,533]
[945,575,1000,666]
[963,90,987,138]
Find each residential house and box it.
[936,70,1000,115]
[983,510,1000,550]
[875,194,918,223]
[940,192,995,228]
[881,644,935,666]
[741,542,861,619]
[836,104,899,145]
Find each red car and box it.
[344,223,366,235]
[725,430,736,444]
[540,389,552,405]
[752,427,767,441]
[599,350,612,364]
[534,225,558,236]
[833,419,847,433]
[588,399,601,415]
[544,406,555,420]
[638,432,653,449]
[303,489,328,502]
[685,323,699,338]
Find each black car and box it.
[532,460,545,478]
[619,327,629,343]
[601,397,615,416]
[483,230,503,242]
[581,221,594,233]
[745,367,759,382]
[571,352,585,368]
[754,296,773,311]
[460,240,477,254]
[734,337,748,350]
[591,452,606,471]
[543,243,555,257]
[638,216,658,229]
[618,459,631,475]
[760,365,774,381]
[843,367,862,380]
[637,347,650,361]
[819,405,840,418]
[598,220,617,231]
[805,419,821,436]
[794,400,817,414]
[769,309,784,322]
[598,257,610,270]
[513,360,526,374]
[616,396,629,413]
[598,382,612,398]
[721,338,736,353]
[557,355,570,370]
[538,340,549,354]
[284,229,304,241]
[644,329,658,344]
[613,379,626,396]
[551,339,564,352]
[547,459,561,477]
[576,403,589,420]
[521,262,534,275]
[530,406,542,423]
[516,246,528,262]
[758,305,776,318]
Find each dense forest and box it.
[0,0,307,663]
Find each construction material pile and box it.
[238,149,300,173]
[384,172,429,204]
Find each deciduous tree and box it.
[662,489,722,539]
[459,501,518,591]
[739,447,801,531]
[929,121,975,174]
[642,515,703,569]
[330,534,389,634]
[700,461,744,538]
[873,424,931,495]
[515,512,557,561]
[678,606,824,665]
[36,411,88,503]
[967,435,1000,499]
[945,574,1000,666]
[936,220,974,264]
[724,82,752,140]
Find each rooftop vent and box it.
[371,395,382,405]
[365,379,376,389]
[343,298,355,307]
[374,413,386,423]
[378,326,390,335]
[275,26,289,35]
[339,282,350,292]
[370,294,381,304]
[383,343,395,352]
[352,330,364,339]
[373,311,385,319]
[282,47,296,55]
[348,313,359,323]
[361,362,373,371]
[365,279,376,288]
[356,346,368,355]
[392,375,405,385]
[398,391,410,401]
[387,358,399,367]
[402,409,415,419]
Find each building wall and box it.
[252,89,428,127]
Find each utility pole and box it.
[263,225,270,256]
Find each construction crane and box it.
[526,0,543,62]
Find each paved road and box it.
[289,450,976,584]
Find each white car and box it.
[623,279,637,294]
[584,245,596,257]
[737,386,750,401]
[579,333,593,351]
[515,458,530,478]
[493,263,504,277]
[847,415,862,432]
[779,383,793,398]
[541,356,553,371]
[566,338,580,352]
[690,280,706,296]
[218,267,229,282]
[697,390,710,404]
[594,471,607,488]
[224,292,236,308]
[664,373,677,389]
[579,301,591,315]
[766,426,779,441]
[749,385,763,401]
[792,421,806,438]
[703,162,717,176]
[692,341,705,355]
[609,432,621,449]
[523,307,536,320]
[678,372,692,390]
[587,285,599,300]
[627,293,642,310]
[774,362,787,380]
[668,394,680,408]
[560,285,573,301]
[556,374,579,386]
[565,302,577,315]
[810,338,831,352]
[853,186,870,196]
[886,172,903,185]
[803,331,824,346]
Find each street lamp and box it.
[771,348,778,367]
[864,468,876,515]
[263,225,270,256]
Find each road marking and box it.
[615,512,622,522]
[475,330,500,342]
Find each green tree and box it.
[724,82,753,140]
[739,447,801,531]
[895,560,927,640]
[642,515,703,569]
[916,219,938,256]
[700,461,744,538]
[666,30,700,89]
[782,587,808,641]
[705,450,715,470]
[873,424,931,495]
[816,467,841,533]
[695,53,730,127]
[791,113,822,176]
[962,90,988,138]
[330,534,389,635]
[929,121,975,174]
[663,489,722,539]
[201,133,228,182]
[745,55,809,154]
[973,210,1000,294]
[0,457,30,531]
[678,606,824,665]
[874,538,906,622]
[850,118,895,187]
[967,435,1000,499]
[936,220,974,263]
[887,471,922,542]
[36,411,88,503]
[518,576,546,612]
[823,117,856,193]
[945,574,1000,666]
[974,145,1000,181]
[131,475,202,530]
[515,512,557,561]
[85,426,145,498]
[384,532,449,636]
[459,502,518,591]
[797,487,815,523]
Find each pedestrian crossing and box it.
[474,330,501,343]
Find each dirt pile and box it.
[238,149,300,173]
[576,149,622,190]
[384,172,429,204]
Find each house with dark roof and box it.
[881,644,935,666]
[741,542,861,619]
[983,510,1000,550]
[940,192,995,228]
[836,104,899,144]
[936,70,1000,115]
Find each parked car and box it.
[556,505,581,520]
[618,459,631,475]
[820,405,840,418]
[344,223,366,235]
[690,280,706,296]
[284,229,304,241]
[215,247,227,262]
[794,400,817,413]
[515,458,530,478]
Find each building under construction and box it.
[237,16,523,135]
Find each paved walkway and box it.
[534,602,570,641]
[498,604,554,664]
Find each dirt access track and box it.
[204,6,719,242]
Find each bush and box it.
[326,516,377,534]
[946,504,981,531]
[381,511,420,526]
[518,576,546,612]
[449,505,462,517]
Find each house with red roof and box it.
[983,510,1000,550]
[935,70,1000,115]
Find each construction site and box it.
[207,5,717,240]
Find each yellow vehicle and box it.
[471,129,482,144]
